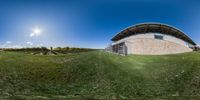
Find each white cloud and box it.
[26,41,33,45]
[0,41,23,48]
[1,41,12,48]
[0,41,45,48]
[6,41,12,44]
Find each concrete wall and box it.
[112,33,194,55]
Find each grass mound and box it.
[0,51,200,99]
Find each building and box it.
[109,23,196,55]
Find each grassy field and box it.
[0,51,200,99]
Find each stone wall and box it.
[112,33,194,55]
[125,38,192,55]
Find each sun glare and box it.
[30,27,43,37]
[33,28,42,34]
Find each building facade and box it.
[109,23,196,55]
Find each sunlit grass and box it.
[0,51,200,99]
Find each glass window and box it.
[154,35,163,40]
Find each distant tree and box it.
[41,47,48,51]
[64,46,70,51]
[55,47,61,50]
[50,47,53,51]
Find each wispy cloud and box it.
[6,41,12,44]
[0,41,23,48]
[0,40,46,48]
[26,41,33,45]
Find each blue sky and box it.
[0,0,199,48]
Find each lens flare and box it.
[30,27,43,37]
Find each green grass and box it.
[0,51,200,99]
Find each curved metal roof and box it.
[111,23,196,45]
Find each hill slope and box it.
[0,51,200,99]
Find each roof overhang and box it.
[111,23,196,45]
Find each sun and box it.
[33,27,42,35]
[30,27,43,37]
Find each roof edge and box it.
[111,22,196,45]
